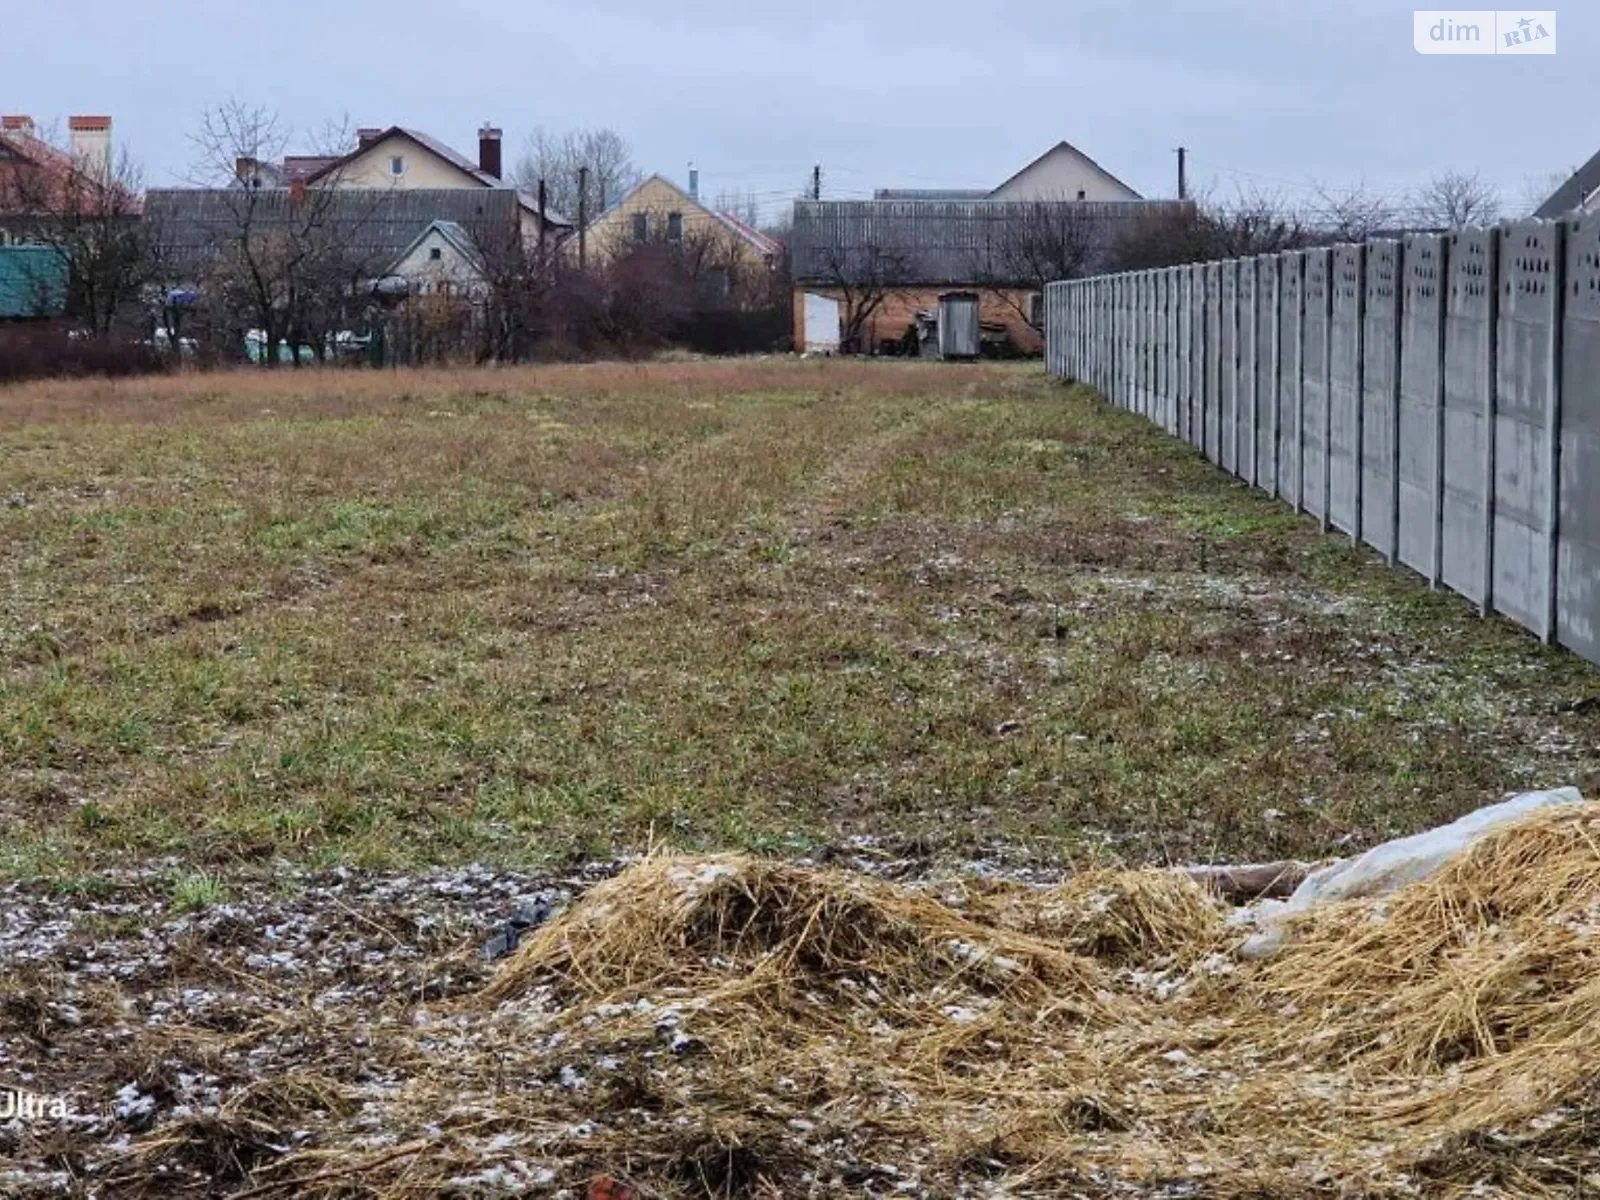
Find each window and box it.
[429,246,443,261]
[632,212,648,242]
[1076,189,1087,201]
[390,155,405,177]
[1026,293,1044,327]
[666,211,683,242]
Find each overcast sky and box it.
[3,0,1590,221]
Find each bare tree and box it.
[183,101,382,366]
[816,243,910,353]
[970,199,1097,323]
[513,127,640,223]
[1412,170,1500,229]
[1311,180,1396,242]
[1109,188,1308,270]
[1518,169,1572,218]
[5,128,150,335]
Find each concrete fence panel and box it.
[1302,250,1333,525]
[1042,213,1600,668]
[1329,245,1365,537]
[1257,257,1281,495]
[1560,214,1600,660]
[1494,220,1563,637]
[1188,264,1203,446]
[1398,234,1448,580]
[1205,263,1222,462]
[1239,259,1259,484]
[1279,252,1306,509]
[1361,241,1403,561]
[1442,228,1496,607]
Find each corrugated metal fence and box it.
[1044,216,1600,666]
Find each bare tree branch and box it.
[513,127,641,221]
[1412,169,1500,229]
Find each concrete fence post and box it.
[1544,222,1567,644]
[1322,252,1334,535]
[1269,256,1282,499]
[1229,259,1241,476]
[1430,239,1450,590]
[1351,244,1367,548]
[1389,241,1405,567]
[1482,228,1501,618]
[1294,253,1307,514]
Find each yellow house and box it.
[586,174,781,285]
[299,125,571,246]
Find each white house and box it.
[381,220,490,299]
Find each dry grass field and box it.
[6,360,1600,1198]
[3,359,1599,885]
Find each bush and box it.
[0,323,172,384]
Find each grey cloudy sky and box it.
[4,0,1590,220]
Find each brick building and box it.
[789,140,1189,355]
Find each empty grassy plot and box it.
[2,359,1597,880]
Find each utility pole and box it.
[578,165,589,272]
[537,178,547,264]
[812,164,821,201]
[1175,147,1188,201]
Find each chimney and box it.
[478,124,502,180]
[688,165,699,203]
[68,115,112,179]
[357,127,383,150]
[1,114,35,139]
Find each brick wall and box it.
[792,286,1043,355]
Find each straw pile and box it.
[166,807,1600,1197]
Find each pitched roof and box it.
[709,207,784,257]
[385,218,486,275]
[789,198,1190,286]
[143,187,523,278]
[989,141,1143,201]
[0,127,142,215]
[1534,149,1600,219]
[301,127,573,227]
[282,155,340,182]
[617,174,783,256]
[874,188,994,201]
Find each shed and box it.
[0,245,66,319]
[937,292,981,359]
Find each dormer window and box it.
[429,246,443,260]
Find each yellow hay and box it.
[243,807,1600,1198]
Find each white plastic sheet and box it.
[1240,787,1587,959]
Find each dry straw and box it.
[129,808,1600,1197]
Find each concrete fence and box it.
[1043,216,1600,666]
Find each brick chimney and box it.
[1,114,35,139]
[357,127,383,150]
[478,124,502,180]
[68,115,112,179]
